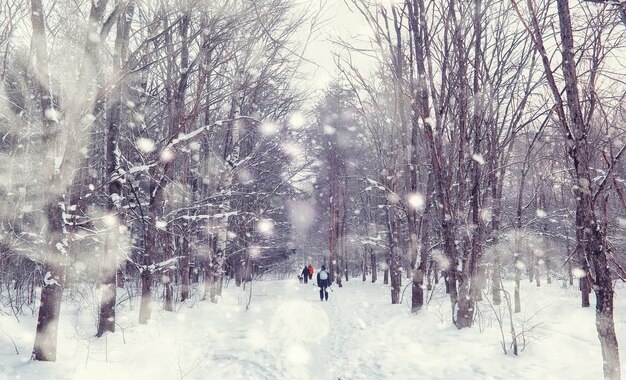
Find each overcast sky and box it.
[297,0,377,93]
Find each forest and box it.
[0,0,625,379]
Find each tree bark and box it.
[371,251,377,283]
[387,205,402,304]
[556,1,620,375]
[97,0,134,338]
[519,0,622,375]
[30,0,66,361]
[178,12,191,303]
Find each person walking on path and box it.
[308,264,314,280]
[301,265,309,284]
[317,265,331,301]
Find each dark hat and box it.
[321,265,326,270]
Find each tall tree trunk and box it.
[339,185,348,285]
[362,193,376,283]
[138,191,160,323]
[556,1,620,375]
[411,0,459,323]
[30,0,66,362]
[203,232,218,301]
[577,210,592,307]
[450,0,471,326]
[362,250,367,282]
[97,96,121,334]
[383,264,389,285]
[329,189,342,287]
[180,233,190,302]
[371,251,377,283]
[490,156,504,306]
[179,12,191,303]
[388,206,402,304]
[407,64,421,310]
[163,225,174,312]
[411,212,429,312]
[412,197,430,312]
[139,160,172,322]
[33,204,66,361]
[520,0,622,374]
[328,195,335,283]
[212,88,242,303]
[138,15,182,320]
[97,0,134,338]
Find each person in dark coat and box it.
[301,265,309,284]
[317,265,331,301]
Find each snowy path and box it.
[247,279,397,379]
[252,279,426,379]
[324,283,387,379]
[243,279,386,380]
[1,278,625,379]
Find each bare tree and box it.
[29,0,66,361]
[97,0,135,337]
[512,0,623,376]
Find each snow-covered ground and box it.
[0,277,624,379]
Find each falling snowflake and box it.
[480,208,493,222]
[323,125,336,135]
[160,147,175,162]
[137,138,155,153]
[103,214,117,227]
[289,112,306,129]
[248,245,262,258]
[238,169,254,184]
[44,108,60,122]
[407,192,425,211]
[257,219,275,236]
[432,250,450,270]
[471,153,486,165]
[289,200,316,231]
[280,141,302,159]
[259,121,280,136]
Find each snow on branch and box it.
[593,144,626,203]
[141,256,183,275]
[364,177,386,191]
[167,116,260,150]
